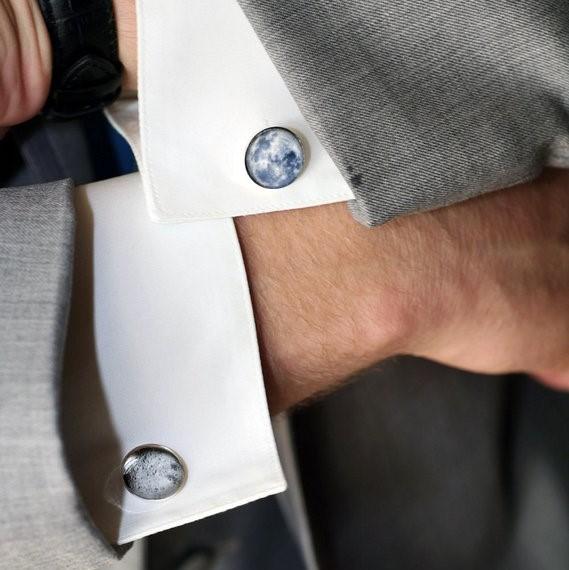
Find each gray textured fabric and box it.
[239,0,569,225]
[0,180,115,568]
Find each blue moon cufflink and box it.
[245,127,305,189]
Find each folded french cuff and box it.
[66,174,286,545]
[132,0,353,223]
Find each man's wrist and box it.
[235,203,414,413]
[0,0,137,127]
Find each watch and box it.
[37,0,123,119]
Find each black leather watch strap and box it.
[37,0,123,119]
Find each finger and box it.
[532,369,569,391]
[0,0,51,126]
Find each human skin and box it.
[0,0,136,127]
[2,0,568,412]
[0,0,51,125]
[237,170,569,412]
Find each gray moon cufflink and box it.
[122,445,187,500]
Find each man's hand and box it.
[237,169,569,412]
[0,0,137,127]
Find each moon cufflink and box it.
[245,127,305,189]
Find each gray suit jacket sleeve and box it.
[239,0,569,226]
[0,180,115,568]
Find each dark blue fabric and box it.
[0,113,136,188]
[82,113,137,180]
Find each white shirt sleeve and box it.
[63,0,352,546]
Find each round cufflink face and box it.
[245,127,305,189]
[122,445,187,500]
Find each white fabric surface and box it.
[135,0,354,222]
[67,174,285,545]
